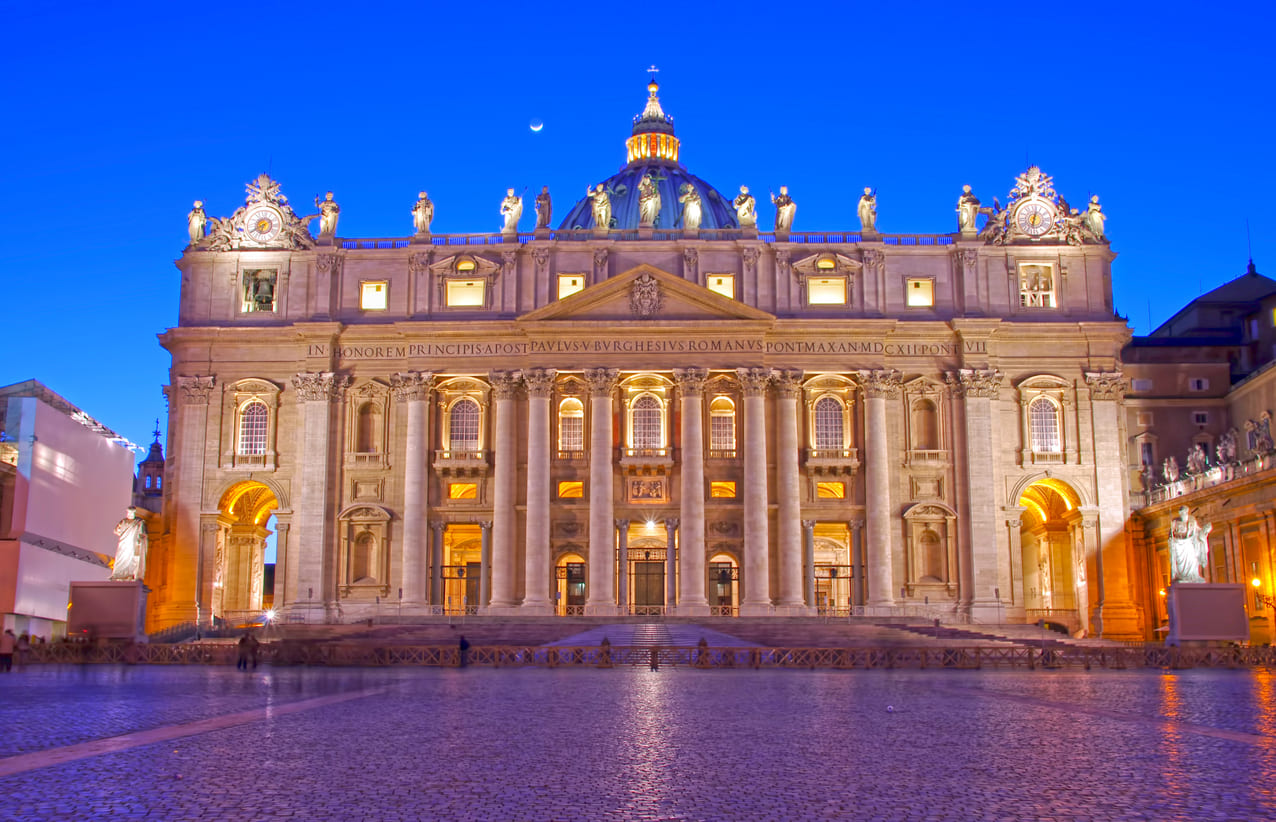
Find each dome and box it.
[558,78,740,231]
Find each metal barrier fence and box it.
[25,642,1276,670]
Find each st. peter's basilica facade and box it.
[150,80,1142,639]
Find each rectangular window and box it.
[558,274,585,299]
[1188,378,1209,392]
[446,279,485,307]
[1135,411,1154,427]
[1192,411,1209,426]
[710,481,736,498]
[816,481,846,499]
[905,278,934,307]
[1018,263,1055,308]
[1130,378,1153,392]
[1140,441,1155,467]
[242,269,277,313]
[808,277,847,305]
[448,482,478,500]
[360,281,388,311]
[557,481,584,499]
[707,274,735,299]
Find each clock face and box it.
[1014,200,1056,237]
[245,206,282,244]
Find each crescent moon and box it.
[530,119,544,132]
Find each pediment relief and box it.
[903,375,948,396]
[791,252,862,279]
[1015,374,1070,390]
[429,253,502,281]
[338,504,392,522]
[903,502,956,520]
[228,378,280,395]
[518,264,774,324]
[348,379,390,399]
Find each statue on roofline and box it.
[412,191,433,234]
[771,186,796,233]
[314,191,340,237]
[587,183,611,229]
[187,201,206,246]
[499,188,523,233]
[857,187,877,232]
[638,174,661,228]
[956,185,980,232]
[733,185,757,228]
[535,186,552,229]
[678,184,702,231]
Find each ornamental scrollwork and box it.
[672,367,709,396]
[523,368,558,397]
[292,372,348,402]
[1084,371,1126,401]
[177,375,216,404]
[193,174,317,252]
[857,369,903,399]
[741,246,760,276]
[629,273,664,319]
[944,368,1003,399]
[772,368,804,399]
[584,368,619,397]
[736,367,772,396]
[861,248,885,275]
[683,247,698,280]
[488,370,522,400]
[390,371,435,401]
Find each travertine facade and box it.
[150,82,1143,638]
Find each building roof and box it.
[0,379,129,444]
[1150,260,1276,336]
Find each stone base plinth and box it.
[68,580,148,641]
[1167,584,1249,645]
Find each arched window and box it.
[710,396,736,452]
[912,399,938,450]
[813,396,844,452]
[352,532,375,581]
[1029,397,1061,452]
[631,394,663,450]
[558,398,584,452]
[356,402,378,453]
[449,398,480,452]
[238,401,268,455]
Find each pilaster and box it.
[946,368,1002,622]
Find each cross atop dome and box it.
[628,72,679,165]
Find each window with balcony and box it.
[813,396,845,452]
[709,396,736,453]
[558,398,584,454]
[631,394,664,451]
[237,401,268,455]
[1028,396,1061,452]
[448,398,481,452]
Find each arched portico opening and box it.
[1018,478,1088,633]
[707,552,739,616]
[555,551,587,615]
[215,481,279,626]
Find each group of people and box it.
[0,629,36,672]
[236,631,261,670]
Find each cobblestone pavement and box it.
[2,665,1275,820]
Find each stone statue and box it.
[111,508,148,582]
[1084,195,1106,239]
[1168,505,1211,584]
[412,191,433,234]
[771,186,796,232]
[499,188,523,233]
[733,186,757,228]
[857,187,877,232]
[1186,443,1209,475]
[1217,429,1237,464]
[678,184,702,231]
[315,191,340,237]
[1162,455,1180,485]
[534,186,552,229]
[1139,462,1155,492]
[587,184,611,229]
[187,201,206,246]
[956,185,980,232]
[638,174,661,228]
[977,197,1005,244]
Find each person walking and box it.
[0,629,15,672]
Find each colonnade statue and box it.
[500,188,523,233]
[733,185,757,227]
[412,192,433,234]
[535,186,552,229]
[678,184,702,231]
[1168,505,1211,584]
[858,187,877,232]
[315,191,340,237]
[111,508,148,582]
[771,186,796,232]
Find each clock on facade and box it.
[244,206,283,244]
[1013,200,1056,238]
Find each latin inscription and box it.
[307,338,988,360]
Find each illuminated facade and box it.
[150,81,1144,639]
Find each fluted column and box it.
[858,369,902,607]
[291,371,349,622]
[487,371,521,611]
[774,369,806,610]
[802,519,816,606]
[616,519,630,613]
[738,367,772,615]
[1086,371,1141,639]
[392,371,434,608]
[673,367,710,615]
[586,368,619,613]
[945,368,1003,620]
[522,368,557,613]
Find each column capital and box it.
[665,517,681,532]
[523,368,558,398]
[431,521,445,535]
[615,519,631,531]
[177,375,216,404]
[292,371,348,402]
[479,521,493,532]
[773,368,804,398]
[1084,371,1127,401]
[944,368,1003,399]
[672,367,709,396]
[488,370,522,400]
[584,367,619,397]
[801,519,816,530]
[736,367,772,396]
[390,371,435,401]
[857,368,903,399]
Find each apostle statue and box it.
[1186,443,1209,475]
[733,185,757,228]
[857,187,877,232]
[535,186,552,229]
[187,200,206,246]
[412,191,434,235]
[587,183,611,229]
[315,191,340,237]
[111,508,148,582]
[678,183,702,231]
[956,185,980,232]
[1162,455,1180,485]
[771,186,796,233]
[1168,505,1211,584]
[1084,195,1106,240]
[638,174,661,228]
[499,188,523,233]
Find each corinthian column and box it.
[673,367,710,615]
[858,369,901,607]
[522,368,557,613]
[738,367,772,615]
[291,371,349,622]
[945,368,1003,620]
[487,370,521,611]
[585,368,619,613]
[774,369,806,611]
[392,371,434,609]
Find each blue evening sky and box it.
[2,1,1273,460]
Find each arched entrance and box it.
[629,535,667,616]
[555,552,586,615]
[215,481,279,625]
[442,524,482,614]
[1018,478,1088,633]
[707,552,739,616]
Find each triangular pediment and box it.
[519,264,775,324]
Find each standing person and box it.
[16,633,31,669]
[0,629,15,672]
[457,635,471,668]
[248,632,261,670]
[236,632,250,671]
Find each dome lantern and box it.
[626,75,679,166]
